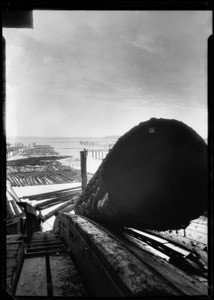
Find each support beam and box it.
[80,149,87,192]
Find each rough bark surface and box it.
[75,118,207,231]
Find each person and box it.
[37,210,44,231]
[17,202,38,241]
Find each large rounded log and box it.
[74,118,207,231]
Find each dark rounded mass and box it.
[75,118,207,231]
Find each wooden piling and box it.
[80,149,87,192]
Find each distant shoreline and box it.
[7,136,120,142]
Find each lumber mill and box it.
[4,118,209,298]
[3,9,212,300]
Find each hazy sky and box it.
[3,11,212,138]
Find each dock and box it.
[5,213,208,298]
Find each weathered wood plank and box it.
[150,229,207,263]
[7,243,21,251]
[15,257,47,296]
[50,254,87,296]
[7,250,20,258]
[125,237,207,295]
[6,234,23,246]
[43,198,78,221]
[56,213,181,296]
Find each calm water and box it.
[7,137,118,159]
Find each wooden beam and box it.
[80,149,87,192]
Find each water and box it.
[7,137,118,159]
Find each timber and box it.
[80,149,87,191]
[75,118,207,231]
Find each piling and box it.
[80,149,88,192]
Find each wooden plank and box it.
[187,223,207,234]
[6,234,23,243]
[24,249,65,257]
[126,240,208,295]
[185,229,207,244]
[59,203,75,213]
[28,240,63,247]
[80,149,87,192]
[29,238,58,244]
[50,254,87,296]
[10,200,22,217]
[6,258,17,270]
[7,250,19,258]
[6,241,22,245]
[6,238,24,293]
[57,214,180,296]
[7,243,20,251]
[173,229,207,245]
[149,230,208,263]
[15,257,47,296]
[27,244,64,253]
[43,199,77,222]
[7,266,16,277]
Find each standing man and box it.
[37,210,44,231]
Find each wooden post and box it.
[80,149,87,192]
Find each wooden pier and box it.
[14,231,87,297]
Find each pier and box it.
[5,119,209,297]
[6,209,208,297]
[5,177,208,298]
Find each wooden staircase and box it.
[15,231,87,297]
[25,231,65,257]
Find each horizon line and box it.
[6,135,121,139]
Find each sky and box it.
[3,11,212,138]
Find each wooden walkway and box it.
[6,234,25,294]
[14,231,87,297]
[6,215,208,298]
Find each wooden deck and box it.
[6,234,25,294]
[14,231,87,297]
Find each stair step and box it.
[30,234,57,240]
[25,248,65,257]
[30,237,58,242]
[28,240,63,247]
[27,245,65,253]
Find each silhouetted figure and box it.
[37,210,44,231]
[17,202,38,241]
